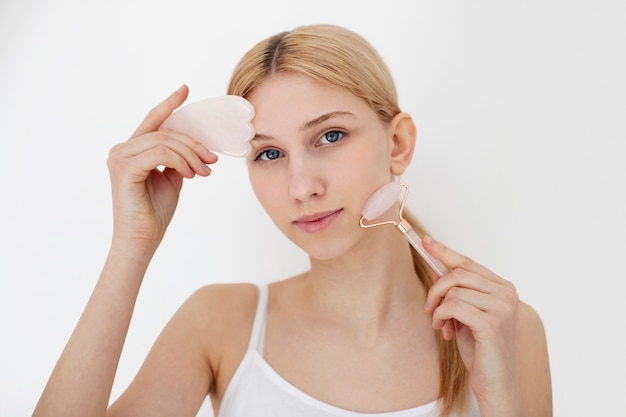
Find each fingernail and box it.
[424,235,435,245]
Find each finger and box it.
[431,267,453,339]
[132,85,189,137]
[431,287,495,330]
[441,318,456,340]
[110,131,216,177]
[127,146,200,180]
[432,297,483,334]
[156,129,219,165]
[424,269,494,312]
[162,167,184,189]
[423,236,496,280]
[111,145,202,184]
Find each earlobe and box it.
[389,112,417,176]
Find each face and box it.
[246,72,398,260]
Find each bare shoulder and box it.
[186,282,259,318]
[516,301,552,417]
[168,283,259,336]
[181,282,260,355]
[184,283,261,396]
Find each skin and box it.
[33,75,552,417]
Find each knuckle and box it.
[107,145,124,169]
[503,282,519,302]
[458,254,475,269]
[446,286,461,299]
[149,131,168,145]
[445,297,462,310]
[152,145,176,163]
[153,144,170,156]
[495,295,518,321]
[445,268,460,281]
[108,143,123,158]
[447,268,466,284]
[189,140,205,154]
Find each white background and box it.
[1,1,624,416]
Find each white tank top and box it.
[218,285,480,417]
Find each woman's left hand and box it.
[423,236,523,414]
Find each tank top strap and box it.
[247,284,269,355]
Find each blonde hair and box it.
[227,24,469,417]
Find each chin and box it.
[280,215,367,261]
[293,236,359,262]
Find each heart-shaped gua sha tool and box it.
[360,182,449,277]
[161,95,255,157]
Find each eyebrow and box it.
[251,111,356,142]
[301,111,356,130]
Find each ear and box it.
[388,112,417,176]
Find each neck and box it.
[299,225,425,336]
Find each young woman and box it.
[34,24,552,417]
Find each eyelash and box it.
[253,129,346,162]
[319,130,345,145]
[254,148,283,161]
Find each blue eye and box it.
[256,149,283,161]
[320,130,344,144]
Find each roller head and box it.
[361,182,402,221]
[161,95,255,157]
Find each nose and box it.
[288,153,325,202]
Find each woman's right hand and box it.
[107,85,218,249]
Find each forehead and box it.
[246,72,374,131]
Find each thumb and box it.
[131,84,189,137]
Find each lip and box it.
[294,209,343,233]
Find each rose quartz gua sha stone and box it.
[161,95,255,157]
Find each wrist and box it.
[110,226,163,255]
[475,389,524,417]
[107,233,160,271]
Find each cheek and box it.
[248,167,283,216]
[343,141,394,184]
[324,150,392,220]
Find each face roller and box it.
[161,95,256,157]
[360,182,449,277]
